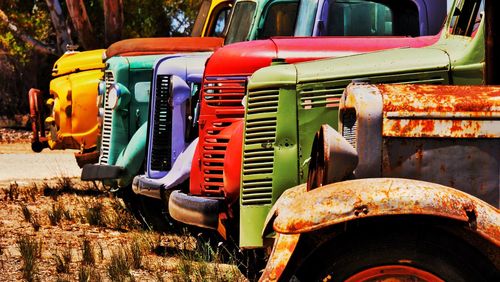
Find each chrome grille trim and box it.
[99,70,114,165]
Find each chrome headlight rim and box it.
[108,83,121,110]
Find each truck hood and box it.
[205,35,440,77]
[105,37,224,58]
[52,49,105,77]
[295,46,450,83]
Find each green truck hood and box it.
[52,49,105,77]
[295,47,451,83]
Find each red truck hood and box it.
[205,34,440,77]
[105,37,224,58]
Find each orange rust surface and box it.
[271,179,500,246]
[259,233,300,282]
[105,37,224,58]
[373,84,500,138]
[379,84,500,113]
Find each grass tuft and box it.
[53,247,72,273]
[21,203,31,222]
[85,201,107,227]
[107,248,132,282]
[17,235,42,282]
[81,237,96,266]
[26,183,39,202]
[48,203,65,226]
[78,265,103,282]
[5,181,19,201]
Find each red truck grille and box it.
[200,77,246,194]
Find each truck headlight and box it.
[98,80,106,96]
[108,83,130,110]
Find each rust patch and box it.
[260,233,300,282]
[375,84,500,138]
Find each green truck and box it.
[241,0,484,248]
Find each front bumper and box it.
[81,164,124,181]
[132,175,164,200]
[168,190,222,230]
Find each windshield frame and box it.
[224,0,258,44]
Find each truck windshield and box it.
[257,1,299,39]
[225,1,257,44]
[191,0,212,37]
[318,0,420,37]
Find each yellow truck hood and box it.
[52,49,105,77]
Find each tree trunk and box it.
[65,0,99,50]
[103,0,124,46]
[0,9,56,55]
[45,0,73,54]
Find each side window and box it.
[322,0,419,37]
[210,6,232,37]
[258,1,299,39]
[450,0,483,36]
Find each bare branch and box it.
[0,8,56,56]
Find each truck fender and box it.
[222,119,244,205]
[116,122,148,187]
[269,178,500,244]
[260,178,499,281]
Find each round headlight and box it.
[107,84,120,109]
[98,80,106,96]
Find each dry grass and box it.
[0,180,246,281]
[17,235,42,282]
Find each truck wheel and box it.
[31,141,45,153]
[117,186,175,232]
[293,220,498,282]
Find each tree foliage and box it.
[0,0,203,118]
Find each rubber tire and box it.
[116,186,174,232]
[293,220,499,282]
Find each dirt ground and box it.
[0,130,244,281]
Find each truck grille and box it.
[342,109,357,149]
[299,71,448,110]
[149,75,172,172]
[200,77,246,194]
[300,86,343,109]
[99,70,114,165]
[241,88,279,205]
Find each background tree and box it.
[0,0,202,122]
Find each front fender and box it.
[260,178,500,281]
[116,122,148,187]
[270,178,500,245]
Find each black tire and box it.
[31,141,45,153]
[293,219,499,282]
[116,186,175,232]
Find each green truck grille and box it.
[242,88,279,205]
[300,86,343,109]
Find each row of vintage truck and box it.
[28,0,498,280]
